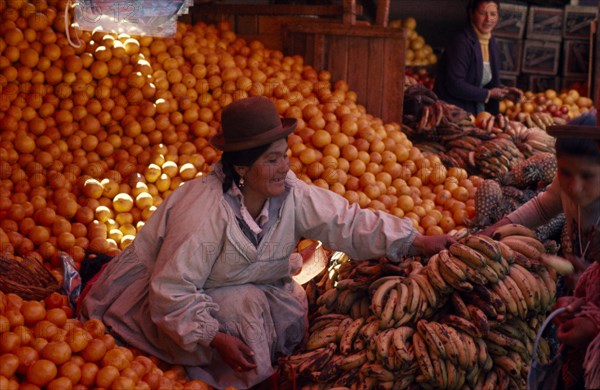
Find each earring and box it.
[238,177,245,189]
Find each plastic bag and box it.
[527,307,567,390]
[74,0,191,37]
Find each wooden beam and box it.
[375,0,390,27]
[192,4,343,16]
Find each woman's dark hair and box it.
[220,143,271,192]
[555,137,600,163]
[467,0,500,18]
[555,111,600,163]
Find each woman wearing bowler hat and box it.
[78,96,454,389]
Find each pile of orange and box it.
[0,0,481,269]
[0,291,211,389]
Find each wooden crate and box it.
[496,37,522,75]
[283,23,405,124]
[563,5,597,40]
[495,3,528,39]
[521,40,561,75]
[526,6,564,42]
[190,4,344,50]
[563,39,592,77]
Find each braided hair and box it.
[220,143,271,193]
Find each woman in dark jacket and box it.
[433,0,522,115]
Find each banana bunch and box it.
[413,319,490,389]
[474,137,525,179]
[514,111,556,131]
[503,122,556,158]
[289,227,562,389]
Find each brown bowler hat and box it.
[210,96,297,152]
[547,109,600,139]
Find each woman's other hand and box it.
[557,316,599,349]
[504,87,523,103]
[210,332,257,372]
[552,296,584,325]
[411,234,456,257]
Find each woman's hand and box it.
[557,316,599,349]
[552,296,584,325]
[210,332,257,372]
[411,234,456,257]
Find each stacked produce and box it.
[389,17,437,67]
[0,290,210,390]
[284,226,559,389]
[501,89,594,125]
[402,86,558,180]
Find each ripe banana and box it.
[392,326,414,363]
[467,305,490,337]
[448,242,488,268]
[360,362,395,382]
[467,294,498,320]
[510,264,542,311]
[495,239,516,263]
[481,369,498,390]
[454,329,477,370]
[539,253,575,275]
[475,337,489,367]
[441,314,481,338]
[532,272,551,311]
[336,350,368,371]
[431,322,462,366]
[410,273,438,309]
[316,288,339,308]
[336,289,363,314]
[424,254,453,293]
[431,351,448,389]
[492,355,521,379]
[339,317,365,355]
[375,328,395,366]
[500,236,543,259]
[417,320,447,359]
[406,277,421,314]
[306,325,339,350]
[294,342,337,373]
[502,273,529,319]
[393,281,411,325]
[450,292,471,319]
[438,249,468,281]
[479,268,502,286]
[491,223,537,240]
[486,330,528,357]
[462,234,502,261]
[335,317,354,342]
[309,313,348,333]
[371,278,402,317]
[379,287,398,329]
[491,278,519,317]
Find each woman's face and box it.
[557,154,600,207]
[471,1,499,34]
[239,138,290,201]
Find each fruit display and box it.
[285,226,559,388]
[0,289,212,390]
[389,17,437,67]
[501,88,594,126]
[401,85,557,181]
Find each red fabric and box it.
[76,262,110,317]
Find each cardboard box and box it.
[521,39,561,75]
[495,3,528,39]
[527,75,561,93]
[562,39,591,77]
[527,6,564,42]
[563,5,597,40]
[496,37,522,75]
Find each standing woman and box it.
[433,0,522,115]
[78,96,454,389]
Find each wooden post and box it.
[343,0,357,25]
[375,0,390,27]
